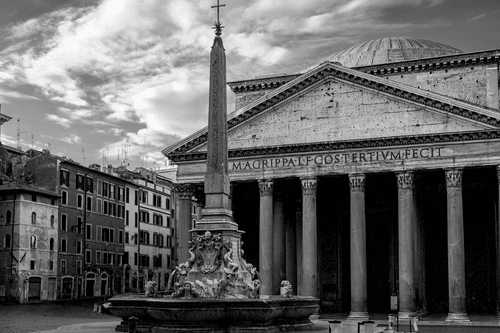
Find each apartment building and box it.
[116,167,174,293]
[25,151,130,299]
[0,145,59,303]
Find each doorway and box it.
[28,277,41,301]
[48,278,56,300]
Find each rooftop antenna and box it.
[17,119,27,150]
[124,139,130,167]
[120,131,125,167]
[82,148,86,165]
[48,142,51,151]
[31,134,34,149]
[141,134,147,168]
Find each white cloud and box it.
[61,134,81,144]
[0,89,40,102]
[0,0,454,167]
[47,114,71,128]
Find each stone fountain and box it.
[107,5,319,332]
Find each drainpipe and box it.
[83,171,91,297]
[137,188,141,293]
[9,192,16,301]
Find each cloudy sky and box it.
[0,0,499,169]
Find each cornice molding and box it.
[228,50,500,93]
[164,62,500,158]
[358,50,500,76]
[167,129,500,163]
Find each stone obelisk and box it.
[196,20,238,232]
[187,8,250,283]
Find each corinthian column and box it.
[301,177,318,297]
[497,167,500,319]
[396,172,416,318]
[348,174,369,321]
[445,168,469,322]
[174,184,194,264]
[259,180,274,295]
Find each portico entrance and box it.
[229,166,499,316]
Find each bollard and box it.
[128,316,139,333]
[357,321,364,333]
[328,320,342,333]
[410,317,419,332]
[388,312,397,331]
[364,321,375,333]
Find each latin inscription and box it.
[231,147,444,171]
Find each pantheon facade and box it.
[163,37,500,321]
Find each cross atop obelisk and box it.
[211,0,225,36]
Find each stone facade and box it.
[164,41,500,321]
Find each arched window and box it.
[30,235,36,249]
[50,238,54,250]
[5,234,10,248]
[31,212,36,225]
[50,215,55,227]
[6,210,11,224]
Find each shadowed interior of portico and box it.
[231,166,498,316]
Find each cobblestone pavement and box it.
[27,320,500,333]
[0,300,116,333]
[2,302,499,333]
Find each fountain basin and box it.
[108,294,319,332]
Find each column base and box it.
[346,312,369,321]
[398,311,417,320]
[446,312,470,323]
[416,309,428,318]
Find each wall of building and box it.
[383,64,499,110]
[0,192,58,303]
[226,80,484,151]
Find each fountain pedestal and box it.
[110,295,319,333]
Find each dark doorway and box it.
[365,173,397,313]
[419,170,448,313]
[463,168,497,313]
[28,277,41,301]
[232,181,260,268]
[62,277,73,300]
[317,175,350,313]
[86,279,95,297]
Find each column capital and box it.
[172,183,195,199]
[445,168,463,188]
[396,171,414,189]
[258,180,273,197]
[300,177,317,196]
[349,173,365,192]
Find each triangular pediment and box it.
[163,62,500,159]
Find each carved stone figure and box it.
[170,281,199,299]
[280,280,293,298]
[145,281,157,297]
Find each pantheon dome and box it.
[318,37,463,67]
